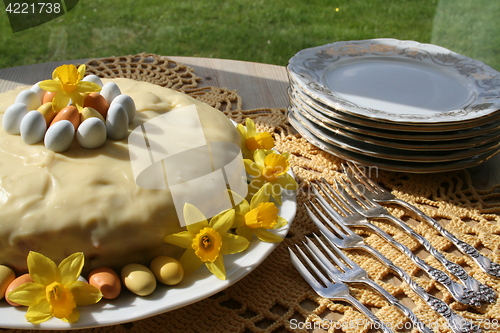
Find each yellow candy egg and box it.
[6,273,33,306]
[89,267,121,300]
[150,256,184,286]
[80,106,105,123]
[37,102,57,126]
[0,265,15,300]
[121,264,156,296]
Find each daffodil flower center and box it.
[193,227,222,263]
[45,282,76,319]
[202,235,211,248]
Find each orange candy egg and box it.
[50,105,80,130]
[42,91,57,104]
[88,267,121,300]
[5,274,33,306]
[84,92,109,118]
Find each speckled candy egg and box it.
[121,264,156,296]
[44,120,75,152]
[20,110,47,144]
[2,103,29,134]
[77,117,107,149]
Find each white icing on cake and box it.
[0,78,240,273]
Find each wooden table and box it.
[0,57,290,111]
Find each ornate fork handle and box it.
[388,198,500,279]
[366,223,479,307]
[362,245,481,333]
[381,213,493,305]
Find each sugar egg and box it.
[111,94,136,123]
[80,106,105,123]
[2,103,29,134]
[121,264,156,296]
[43,91,57,104]
[106,103,129,140]
[44,120,75,152]
[0,265,15,300]
[82,74,103,87]
[84,92,109,118]
[15,90,41,111]
[77,117,107,149]
[30,82,46,103]
[51,105,80,130]
[20,110,47,144]
[37,102,57,126]
[100,82,121,104]
[150,256,184,286]
[89,267,121,299]
[5,273,33,306]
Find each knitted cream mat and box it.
[5,53,500,333]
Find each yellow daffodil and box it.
[237,118,274,159]
[38,64,101,112]
[7,252,102,324]
[244,150,298,204]
[164,204,250,280]
[232,183,288,243]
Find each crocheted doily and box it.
[5,53,500,333]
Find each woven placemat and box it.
[3,54,500,333]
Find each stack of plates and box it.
[286,39,500,173]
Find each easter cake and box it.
[0,72,241,274]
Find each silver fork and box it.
[304,200,482,333]
[288,243,395,333]
[336,175,496,305]
[311,179,481,308]
[307,232,434,333]
[345,161,500,280]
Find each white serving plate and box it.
[0,181,296,330]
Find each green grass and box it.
[0,0,498,70]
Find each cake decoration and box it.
[232,183,288,243]
[244,149,297,204]
[237,117,275,159]
[88,267,121,300]
[38,64,101,112]
[0,67,297,324]
[1,64,136,152]
[6,252,102,324]
[164,204,250,280]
